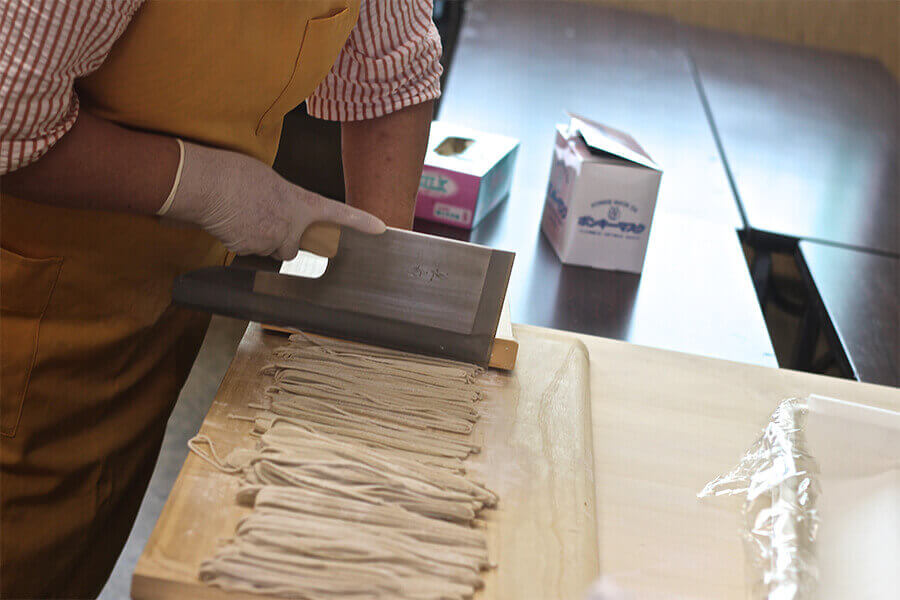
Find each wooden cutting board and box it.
[261,296,519,371]
[133,321,900,599]
[131,324,598,599]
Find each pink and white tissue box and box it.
[414,122,519,229]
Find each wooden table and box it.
[425,0,774,367]
[689,27,899,256]
[795,240,899,387]
[133,322,900,598]
[418,210,776,367]
[439,1,741,228]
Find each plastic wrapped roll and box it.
[698,397,821,600]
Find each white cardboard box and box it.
[540,114,662,273]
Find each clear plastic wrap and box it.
[698,397,821,600]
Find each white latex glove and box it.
[158,139,385,260]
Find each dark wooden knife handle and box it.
[299,222,341,258]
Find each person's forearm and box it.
[1,108,386,261]
[1,109,179,214]
[341,100,433,229]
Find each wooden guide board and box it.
[131,323,595,600]
[132,323,900,598]
[261,297,519,371]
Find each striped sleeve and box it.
[307,0,443,121]
[0,0,142,174]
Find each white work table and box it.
[131,323,899,598]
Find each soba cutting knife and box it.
[172,224,514,366]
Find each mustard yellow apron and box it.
[0,1,359,596]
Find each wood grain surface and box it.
[131,323,598,599]
[690,25,899,254]
[426,1,776,368]
[297,222,341,258]
[132,320,900,598]
[439,1,742,229]
[262,298,519,370]
[798,240,899,387]
[487,298,518,370]
[419,210,778,368]
[592,0,900,79]
[566,325,900,597]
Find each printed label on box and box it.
[545,154,573,224]
[418,169,458,199]
[433,202,472,225]
[577,199,647,239]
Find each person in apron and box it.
[0,1,442,597]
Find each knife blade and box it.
[173,227,514,366]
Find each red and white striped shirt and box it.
[0,0,442,174]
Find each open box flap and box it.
[567,111,660,171]
[425,121,519,177]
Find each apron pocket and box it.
[256,6,356,134]
[1,246,62,437]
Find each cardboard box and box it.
[540,114,662,273]
[415,122,519,229]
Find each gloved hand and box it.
[158,139,385,260]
